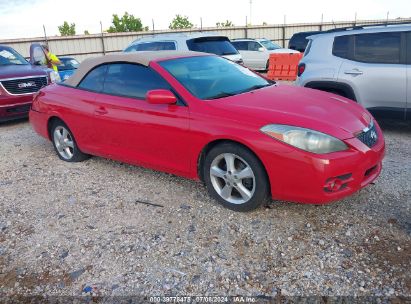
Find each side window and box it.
[102,63,171,99]
[248,41,260,51]
[304,40,313,57]
[332,35,350,59]
[232,41,247,51]
[78,65,108,92]
[157,42,176,50]
[353,32,401,64]
[124,45,138,52]
[135,42,176,51]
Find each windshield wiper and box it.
[237,83,273,94]
[206,92,236,100]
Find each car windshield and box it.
[59,58,80,71]
[0,46,28,66]
[159,56,273,100]
[186,37,239,56]
[260,40,281,50]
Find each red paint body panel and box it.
[30,56,385,204]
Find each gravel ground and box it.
[0,118,410,299]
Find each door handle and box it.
[95,107,108,115]
[344,69,363,75]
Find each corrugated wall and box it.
[1,18,410,62]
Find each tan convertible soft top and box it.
[65,51,210,87]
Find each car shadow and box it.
[375,117,411,132]
[0,117,29,127]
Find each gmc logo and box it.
[18,81,36,88]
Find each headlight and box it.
[48,70,61,83]
[261,124,348,154]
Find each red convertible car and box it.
[30,51,385,211]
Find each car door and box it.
[29,43,50,67]
[90,63,191,175]
[68,65,109,154]
[232,41,253,68]
[337,32,407,113]
[245,41,268,70]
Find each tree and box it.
[169,15,193,29]
[84,30,90,35]
[216,20,234,27]
[58,21,76,36]
[107,12,147,33]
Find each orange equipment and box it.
[267,53,303,81]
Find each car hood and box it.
[208,84,372,140]
[0,64,48,80]
[222,53,243,63]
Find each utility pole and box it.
[100,21,106,55]
[249,0,252,25]
[245,16,248,38]
[152,19,155,32]
[42,25,48,47]
[320,13,324,31]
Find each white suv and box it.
[231,38,299,70]
[124,33,243,64]
[296,24,411,119]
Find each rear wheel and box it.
[203,143,269,212]
[50,120,89,162]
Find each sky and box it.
[0,0,410,39]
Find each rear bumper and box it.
[0,94,33,122]
[259,124,385,204]
[29,109,50,140]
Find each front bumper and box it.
[0,93,33,122]
[259,123,385,204]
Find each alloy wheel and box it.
[209,153,256,205]
[53,126,74,160]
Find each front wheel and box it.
[203,143,269,212]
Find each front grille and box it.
[357,122,378,148]
[0,76,47,95]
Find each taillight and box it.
[298,63,306,77]
[31,90,44,111]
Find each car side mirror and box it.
[33,60,42,66]
[258,47,265,52]
[146,89,177,105]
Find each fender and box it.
[305,81,357,102]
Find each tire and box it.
[50,120,89,162]
[203,143,269,212]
